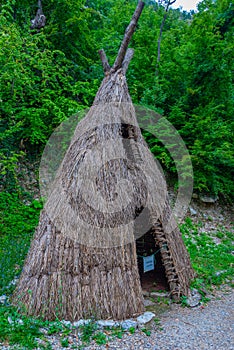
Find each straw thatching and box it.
[12,1,194,321]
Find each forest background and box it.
[0,1,233,347]
[0,0,233,199]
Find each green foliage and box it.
[0,192,42,295]
[0,305,74,349]
[0,0,233,198]
[60,337,69,347]
[79,320,98,344]
[0,150,25,191]
[131,0,233,198]
[0,21,80,145]
[141,328,151,336]
[110,326,124,339]
[128,326,136,334]
[181,217,234,288]
[176,1,234,197]
[0,3,233,348]
[79,321,124,346]
[153,317,163,331]
[180,295,188,307]
[0,305,43,349]
[92,331,108,345]
[47,321,65,335]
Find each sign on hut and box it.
[12,1,194,321]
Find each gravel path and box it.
[83,289,233,350]
[1,288,233,350]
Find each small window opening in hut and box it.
[136,230,169,292]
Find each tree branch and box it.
[98,49,111,74]
[31,0,46,30]
[122,48,134,75]
[112,1,145,72]
[156,0,176,73]
[157,13,167,63]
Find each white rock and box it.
[187,289,202,307]
[212,237,222,245]
[215,270,226,277]
[189,207,197,216]
[150,291,169,298]
[200,195,218,203]
[121,319,138,330]
[73,319,91,328]
[0,295,8,304]
[7,277,19,288]
[8,317,13,325]
[144,298,155,306]
[39,327,48,335]
[142,290,150,297]
[97,320,118,328]
[35,338,47,346]
[137,312,155,325]
[61,320,72,327]
[7,317,23,325]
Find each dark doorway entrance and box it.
[136,230,169,292]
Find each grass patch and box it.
[0,192,42,296]
[181,217,234,290]
[0,305,45,349]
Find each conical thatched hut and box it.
[12,1,194,321]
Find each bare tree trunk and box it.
[112,1,145,72]
[156,0,176,74]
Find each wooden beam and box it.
[98,49,111,74]
[112,1,145,72]
[122,48,134,75]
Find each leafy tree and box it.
[0,1,81,189]
[0,0,233,198]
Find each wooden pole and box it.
[112,1,145,72]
